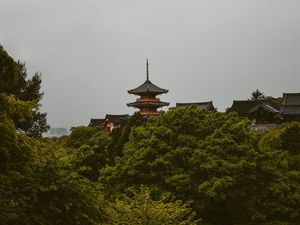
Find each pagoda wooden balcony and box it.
[137,98,160,102]
[141,111,160,115]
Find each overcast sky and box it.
[1,0,299,129]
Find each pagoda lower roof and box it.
[127,101,169,108]
[128,79,168,95]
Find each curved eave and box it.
[127,80,169,95]
[128,89,168,95]
[127,101,170,108]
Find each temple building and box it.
[104,114,129,132]
[88,118,105,127]
[127,60,169,116]
[176,101,215,112]
[228,100,280,124]
[88,115,129,132]
[281,93,300,121]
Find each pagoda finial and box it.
[146,59,149,80]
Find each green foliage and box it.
[0,92,107,225]
[65,114,147,181]
[73,131,113,181]
[251,89,265,101]
[0,93,34,170]
[105,186,201,225]
[101,107,300,225]
[0,141,108,225]
[1,71,299,225]
[64,126,114,181]
[0,46,49,137]
[66,126,103,148]
[101,108,256,223]
[110,112,147,160]
[250,89,282,109]
[255,122,300,224]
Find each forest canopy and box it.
[0,46,299,225]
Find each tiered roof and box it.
[127,101,169,108]
[128,60,168,95]
[128,79,168,95]
[127,60,169,115]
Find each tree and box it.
[251,89,265,101]
[100,107,300,225]
[0,92,108,225]
[110,112,147,160]
[100,108,257,224]
[105,186,201,225]
[65,114,147,181]
[250,89,282,109]
[254,122,300,224]
[0,45,49,137]
[73,131,113,181]
[0,93,34,170]
[65,126,103,148]
[0,141,108,225]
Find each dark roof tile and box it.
[128,80,168,95]
[283,93,300,105]
[105,114,129,125]
[282,93,300,115]
[229,100,279,115]
[88,118,105,127]
[229,100,258,114]
[176,101,215,111]
[127,101,169,108]
[249,103,279,114]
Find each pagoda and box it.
[127,60,169,116]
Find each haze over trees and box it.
[1,46,299,225]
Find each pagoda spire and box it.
[146,59,149,80]
[127,60,169,117]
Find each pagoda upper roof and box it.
[128,79,168,95]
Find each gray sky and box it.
[1,0,299,129]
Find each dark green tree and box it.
[100,107,300,225]
[73,131,113,181]
[0,45,49,137]
[250,89,282,109]
[105,186,201,225]
[0,93,108,225]
[109,112,147,161]
[65,126,103,148]
[255,122,300,224]
[251,89,265,101]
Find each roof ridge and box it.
[283,92,300,95]
[176,101,213,105]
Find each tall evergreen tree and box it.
[0,45,49,137]
[250,89,282,109]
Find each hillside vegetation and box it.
[1,46,299,225]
